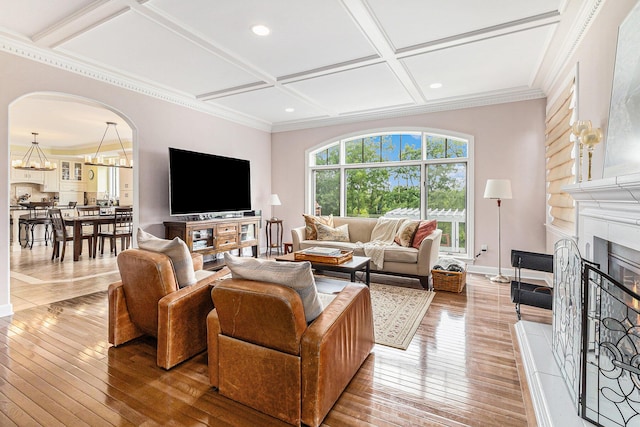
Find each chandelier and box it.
[11,132,57,171]
[84,121,133,169]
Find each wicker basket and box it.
[432,269,466,292]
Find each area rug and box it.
[369,283,435,350]
[216,271,435,350]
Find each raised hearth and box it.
[518,174,640,426]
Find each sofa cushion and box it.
[137,228,197,287]
[302,214,333,240]
[316,223,350,242]
[412,220,438,249]
[381,245,419,263]
[332,217,376,243]
[394,220,420,247]
[224,253,324,323]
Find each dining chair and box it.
[49,208,74,261]
[22,201,54,249]
[77,206,101,257]
[98,207,133,256]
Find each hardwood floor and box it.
[3,244,552,426]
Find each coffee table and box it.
[275,252,371,286]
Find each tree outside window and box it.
[310,131,471,255]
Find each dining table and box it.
[63,214,115,261]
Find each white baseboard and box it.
[0,303,14,318]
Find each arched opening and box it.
[7,92,137,310]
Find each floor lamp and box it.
[484,179,512,283]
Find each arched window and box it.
[306,129,474,257]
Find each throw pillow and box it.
[224,253,324,323]
[302,213,333,240]
[394,220,420,247]
[411,219,438,249]
[316,223,350,242]
[137,228,197,288]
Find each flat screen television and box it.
[169,147,251,216]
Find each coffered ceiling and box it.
[1,0,596,144]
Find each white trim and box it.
[305,127,474,259]
[0,36,273,132]
[542,0,604,93]
[0,303,13,318]
[1,35,547,133]
[273,88,546,133]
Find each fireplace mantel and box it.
[564,173,640,257]
[564,173,640,204]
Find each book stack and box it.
[302,247,341,256]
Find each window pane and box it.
[345,136,384,164]
[345,166,420,218]
[399,133,422,160]
[345,137,363,164]
[427,163,467,253]
[347,134,422,163]
[314,144,339,165]
[426,135,468,159]
[314,169,340,216]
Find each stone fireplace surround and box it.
[515,173,640,426]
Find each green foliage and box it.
[314,169,339,215]
[312,132,468,251]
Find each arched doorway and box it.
[8,92,137,310]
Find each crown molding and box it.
[541,0,604,92]
[0,35,273,132]
[1,33,546,135]
[271,87,546,133]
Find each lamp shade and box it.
[269,194,281,206]
[484,179,512,200]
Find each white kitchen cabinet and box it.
[59,181,87,192]
[60,160,84,181]
[10,167,44,184]
[41,169,60,192]
[119,167,133,206]
[58,191,84,206]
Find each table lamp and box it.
[270,194,281,221]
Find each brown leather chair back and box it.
[117,249,179,336]
[212,279,307,355]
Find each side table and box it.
[265,219,283,256]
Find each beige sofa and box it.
[292,216,442,289]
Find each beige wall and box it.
[272,99,548,276]
[545,0,638,254]
[0,52,271,315]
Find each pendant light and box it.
[11,132,57,171]
[84,121,133,169]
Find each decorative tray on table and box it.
[294,247,353,264]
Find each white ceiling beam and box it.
[33,0,128,48]
[340,0,426,103]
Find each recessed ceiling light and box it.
[430,83,443,89]
[285,107,295,113]
[251,24,270,36]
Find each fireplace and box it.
[515,175,640,426]
[600,239,640,295]
[569,179,640,426]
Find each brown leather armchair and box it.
[108,248,225,369]
[207,278,375,426]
